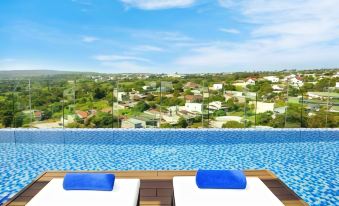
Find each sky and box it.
[0,0,339,73]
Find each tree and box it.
[257,111,273,126]
[270,114,285,128]
[145,94,155,101]
[214,110,226,117]
[89,112,119,128]
[307,113,339,128]
[133,101,150,112]
[222,121,244,128]
[177,117,188,128]
[94,87,106,99]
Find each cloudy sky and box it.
[0,0,339,73]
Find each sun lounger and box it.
[173,176,284,206]
[25,178,140,206]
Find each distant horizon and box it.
[0,67,338,75]
[1,0,339,73]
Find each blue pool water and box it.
[0,129,338,205]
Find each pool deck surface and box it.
[4,170,308,206]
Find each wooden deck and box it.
[4,170,308,206]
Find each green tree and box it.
[222,121,244,128]
[177,117,188,128]
[257,112,273,126]
[133,101,150,112]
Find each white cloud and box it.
[93,54,151,63]
[219,28,240,34]
[174,0,339,71]
[82,36,98,43]
[120,0,196,10]
[133,45,164,52]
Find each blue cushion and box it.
[63,173,115,191]
[196,170,247,189]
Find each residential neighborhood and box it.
[0,69,338,129]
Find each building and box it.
[185,95,203,103]
[272,85,284,91]
[250,101,275,113]
[289,77,304,87]
[121,118,144,128]
[75,110,89,120]
[114,90,129,102]
[22,110,43,121]
[263,76,279,83]
[60,115,76,126]
[184,103,203,113]
[245,78,256,85]
[213,84,223,90]
[336,82,339,88]
[208,101,226,111]
[184,82,200,89]
[274,107,287,114]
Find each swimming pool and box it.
[0,129,338,205]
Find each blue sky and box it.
[0,0,339,73]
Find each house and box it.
[22,110,43,121]
[184,103,203,113]
[333,72,339,78]
[191,89,201,95]
[162,114,180,124]
[133,114,158,128]
[75,110,89,121]
[272,85,284,91]
[245,78,256,85]
[184,82,200,89]
[290,77,303,87]
[250,101,274,113]
[121,118,144,128]
[336,82,339,88]
[142,85,151,91]
[60,115,76,126]
[213,84,223,90]
[274,107,287,114]
[114,90,128,102]
[263,76,279,83]
[144,109,161,119]
[329,106,339,113]
[307,92,322,99]
[208,101,226,111]
[185,95,203,103]
[167,73,182,78]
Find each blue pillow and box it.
[196,170,247,189]
[63,173,115,191]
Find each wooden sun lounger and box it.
[3,170,308,206]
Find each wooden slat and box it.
[3,170,308,206]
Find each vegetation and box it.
[0,69,338,129]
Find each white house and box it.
[307,92,322,99]
[245,78,256,85]
[333,72,339,78]
[121,118,144,128]
[250,101,275,113]
[184,103,203,113]
[336,82,339,88]
[290,77,304,87]
[213,84,223,90]
[208,101,224,111]
[272,85,283,91]
[264,76,279,83]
